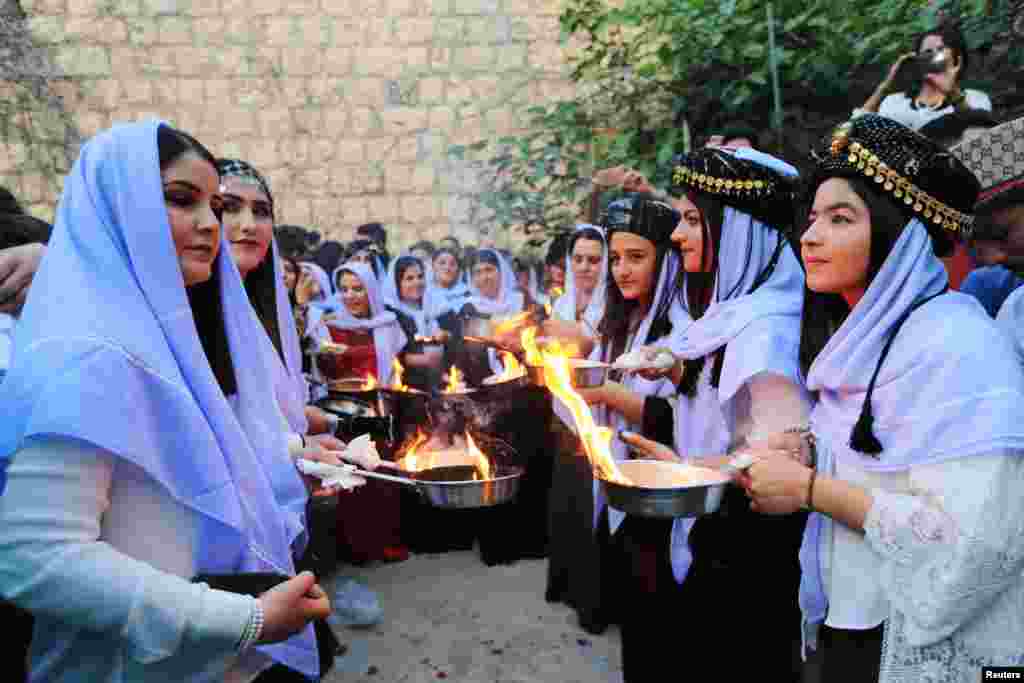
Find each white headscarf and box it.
[431,249,471,309]
[553,224,608,334]
[464,248,525,318]
[382,253,436,336]
[592,248,682,535]
[799,219,1024,645]
[322,261,407,386]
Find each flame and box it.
[495,351,525,382]
[466,431,492,480]
[493,310,532,336]
[397,429,429,472]
[540,347,630,485]
[391,359,409,391]
[550,286,564,300]
[521,327,543,366]
[544,302,553,317]
[362,373,378,390]
[444,365,466,394]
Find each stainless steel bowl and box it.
[412,464,523,509]
[570,360,609,389]
[599,460,730,518]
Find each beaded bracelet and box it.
[237,600,265,652]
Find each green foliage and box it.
[455,0,1010,241]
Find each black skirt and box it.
[680,486,808,681]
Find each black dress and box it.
[545,412,612,633]
[611,394,807,683]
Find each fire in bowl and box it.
[599,459,731,518]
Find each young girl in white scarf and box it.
[741,115,1024,683]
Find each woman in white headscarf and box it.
[313,262,410,564]
[313,261,407,388]
[450,248,526,384]
[381,254,446,390]
[0,122,335,682]
[620,147,809,682]
[463,248,525,318]
[565,197,684,643]
[544,224,607,356]
[742,116,1024,683]
[430,247,470,305]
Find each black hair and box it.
[345,238,380,278]
[0,186,24,215]
[0,212,52,251]
[157,124,236,396]
[157,124,217,173]
[356,222,387,245]
[568,227,605,256]
[915,22,970,80]
[674,192,726,396]
[545,232,572,267]
[597,233,676,363]
[797,176,908,379]
[393,255,425,303]
[310,240,345,278]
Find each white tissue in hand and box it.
[295,458,366,490]
[340,434,383,471]
[613,348,675,371]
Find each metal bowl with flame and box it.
[364,432,523,509]
[598,460,731,518]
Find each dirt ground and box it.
[322,551,623,683]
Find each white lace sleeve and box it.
[863,451,1024,682]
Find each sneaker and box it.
[328,578,383,628]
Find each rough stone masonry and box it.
[3,0,578,248]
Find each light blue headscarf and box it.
[268,237,309,434]
[0,120,318,677]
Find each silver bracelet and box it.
[237,600,265,652]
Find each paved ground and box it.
[322,551,623,683]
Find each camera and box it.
[899,49,950,83]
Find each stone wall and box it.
[2,0,576,248]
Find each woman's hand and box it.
[635,346,679,382]
[735,450,812,516]
[620,431,682,463]
[745,429,812,466]
[256,571,331,644]
[297,437,348,497]
[0,243,45,315]
[884,51,918,91]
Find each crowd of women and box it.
[0,19,1022,683]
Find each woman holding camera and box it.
[858,24,990,131]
